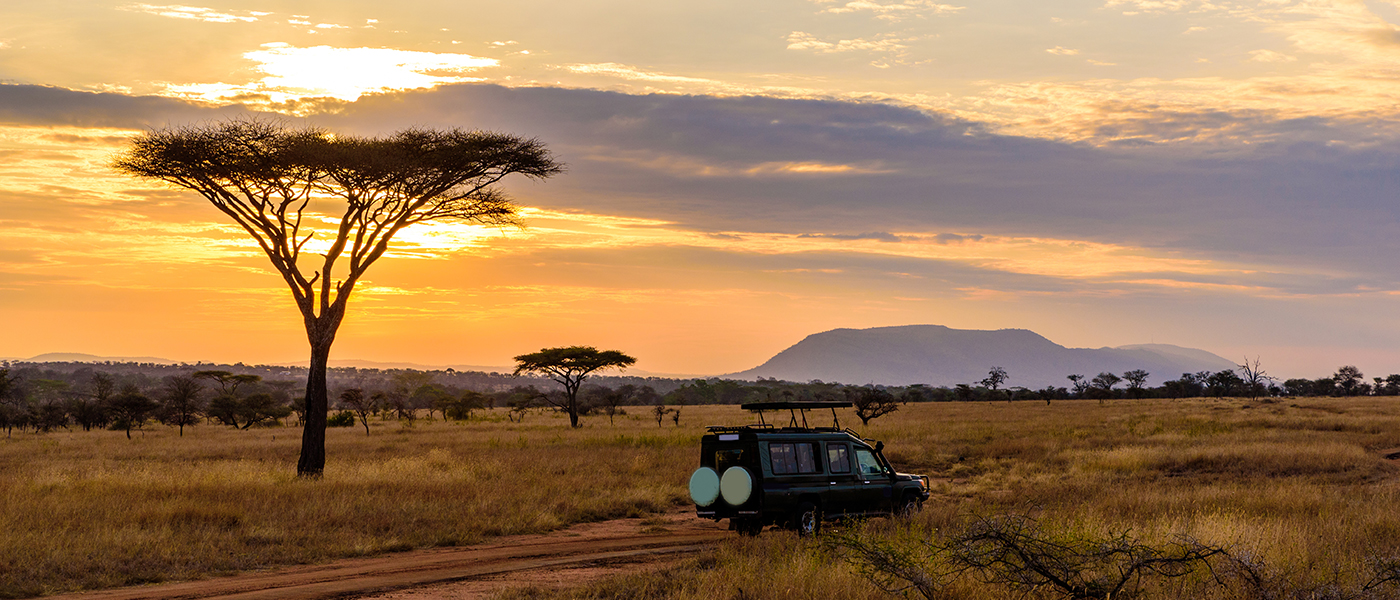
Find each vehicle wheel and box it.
[896,493,922,517]
[734,517,763,536]
[794,502,821,537]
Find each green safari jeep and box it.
[688,401,931,536]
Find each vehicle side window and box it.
[771,442,821,474]
[854,448,885,477]
[827,444,850,474]
[795,442,818,473]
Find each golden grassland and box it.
[0,409,695,598]
[5,398,1400,598]
[496,398,1400,600]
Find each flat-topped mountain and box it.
[726,325,1237,388]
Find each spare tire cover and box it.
[689,467,720,506]
[720,466,753,506]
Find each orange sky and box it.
[4,1,1400,379]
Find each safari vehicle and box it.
[687,401,931,536]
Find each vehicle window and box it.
[855,448,886,477]
[827,444,850,474]
[796,443,818,473]
[715,448,747,473]
[771,442,821,474]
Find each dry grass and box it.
[8,398,1400,599]
[0,409,697,598]
[493,397,1400,599]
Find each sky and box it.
[2,0,1400,380]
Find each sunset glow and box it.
[2,0,1400,378]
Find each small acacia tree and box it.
[338,388,377,435]
[1334,365,1365,397]
[980,366,1008,401]
[513,346,636,428]
[108,385,160,439]
[1123,369,1150,399]
[160,374,205,436]
[848,387,900,425]
[115,120,561,476]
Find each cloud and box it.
[1046,46,1080,56]
[798,232,904,242]
[1247,49,1297,63]
[0,84,253,128]
[786,31,914,53]
[562,63,716,85]
[159,44,499,104]
[815,0,964,21]
[7,82,1400,299]
[122,4,265,23]
[306,84,1400,292]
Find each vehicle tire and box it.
[896,493,922,517]
[734,517,763,536]
[794,502,821,537]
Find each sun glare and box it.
[162,44,500,104]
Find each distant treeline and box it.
[0,360,1394,436]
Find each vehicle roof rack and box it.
[740,401,853,430]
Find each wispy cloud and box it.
[1046,46,1080,56]
[562,63,716,84]
[787,31,914,53]
[813,0,964,21]
[1247,49,1296,63]
[122,4,266,23]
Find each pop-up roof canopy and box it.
[740,401,853,429]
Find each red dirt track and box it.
[50,512,729,600]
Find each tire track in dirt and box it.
[49,514,729,600]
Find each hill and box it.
[20,352,179,365]
[726,325,1237,387]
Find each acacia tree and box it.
[337,388,377,436]
[513,346,636,428]
[848,387,900,425]
[160,374,205,436]
[1122,369,1150,399]
[115,120,561,476]
[108,385,160,439]
[1334,365,1365,397]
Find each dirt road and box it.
[51,512,729,600]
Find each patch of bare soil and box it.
[50,509,727,600]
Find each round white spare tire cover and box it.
[689,467,720,506]
[720,466,753,505]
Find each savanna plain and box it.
[5,398,1400,599]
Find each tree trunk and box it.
[565,379,581,428]
[567,393,580,428]
[298,339,332,477]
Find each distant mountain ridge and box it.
[7,353,700,379]
[726,325,1237,387]
[18,352,180,365]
